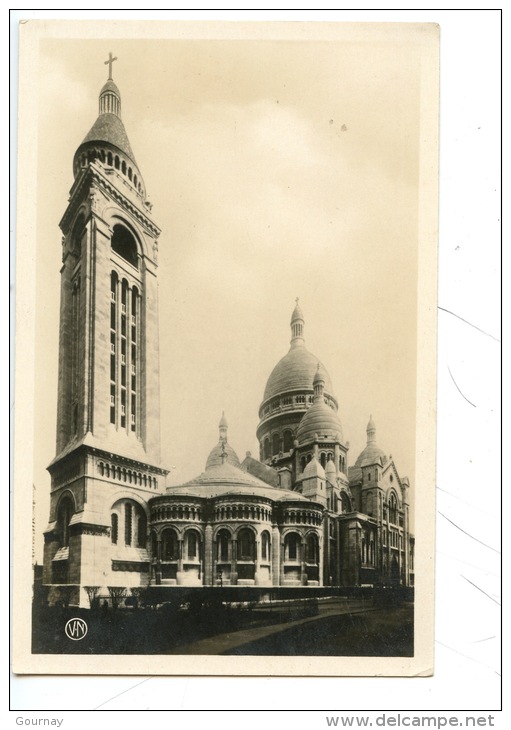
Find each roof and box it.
[166,461,309,502]
[79,113,137,166]
[205,440,241,470]
[325,459,337,481]
[241,455,280,487]
[100,79,121,96]
[348,466,363,484]
[303,457,325,479]
[296,400,343,443]
[290,301,304,323]
[263,344,334,402]
[354,442,386,467]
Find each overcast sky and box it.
[28,24,435,561]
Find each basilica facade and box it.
[42,66,414,607]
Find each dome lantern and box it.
[205,414,241,471]
[290,298,305,347]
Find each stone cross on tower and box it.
[104,52,118,80]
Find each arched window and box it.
[261,531,270,561]
[283,430,293,452]
[137,513,147,548]
[111,513,118,544]
[57,496,74,548]
[186,530,200,560]
[272,433,280,456]
[238,528,255,560]
[340,492,351,514]
[320,452,327,469]
[124,504,132,546]
[217,530,230,562]
[300,456,306,473]
[71,214,85,256]
[306,533,319,564]
[263,438,270,460]
[284,533,300,561]
[111,500,147,549]
[389,493,398,524]
[162,529,178,560]
[111,224,138,268]
[150,531,158,559]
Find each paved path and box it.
[165,598,376,655]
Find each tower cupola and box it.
[290,298,305,347]
[72,53,146,199]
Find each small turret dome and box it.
[354,415,386,467]
[325,459,337,481]
[205,413,241,470]
[303,456,326,480]
[296,401,344,444]
[296,363,343,444]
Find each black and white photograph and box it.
[13,19,440,677]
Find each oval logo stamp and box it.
[64,617,88,641]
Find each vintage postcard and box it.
[13,19,438,676]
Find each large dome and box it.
[264,346,334,401]
[262,303,335,403]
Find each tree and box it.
[84,586,101,609]
[107,586,127,609]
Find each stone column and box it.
[230,539,238,585]
[177,538,184,585]
[254,536,261,585]
[272,525,280,586]
[204,524,213,586]
[318,531,324,587]
[155,536,162,585]
[300,537,307,585]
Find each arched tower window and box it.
[57,496,74,548]
[263,438,270,460]
[272,433,280,456]
[340,492,351,514]
[71,214,85,257]
[389,493,398,524]
[283,430,293,452]
[111,224,138,269]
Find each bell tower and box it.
[43,57,167,606]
